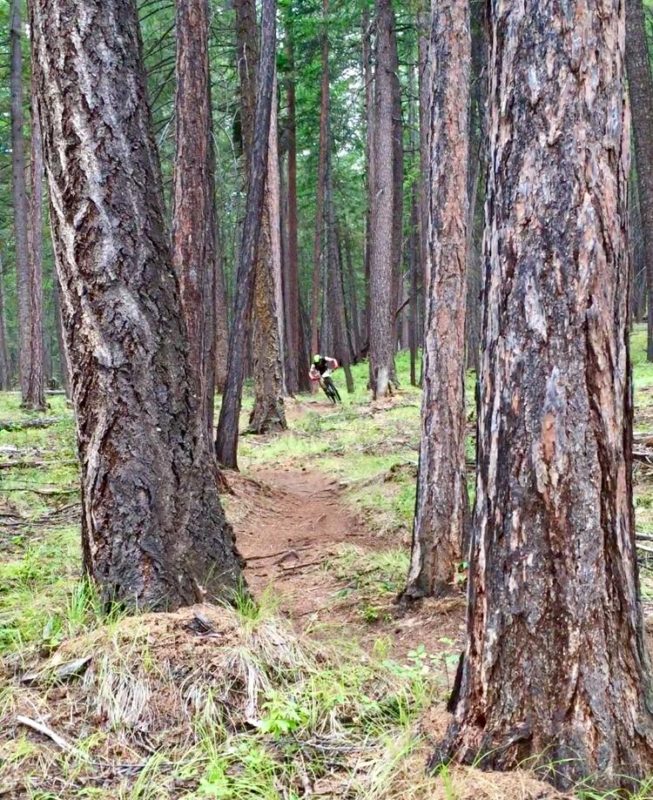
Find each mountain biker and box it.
[309,354,339,384]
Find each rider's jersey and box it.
[313,357,329,376]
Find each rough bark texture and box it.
[172,0,217,439]
[369,0,398,398]
[404,0,470,600]
[626,0,653,360]
[31,0,243,610]
[10,0,32,407]
[234,0,286,435]
[0,254,10,391]
[250,83,287,433]
[25,91,46,411]
[436,0,653,789]
[215,0,276,469]
[52,270,70,397]
[283,24,305,394]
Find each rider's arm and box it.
[309,365,320,381]
[325,357,339,369]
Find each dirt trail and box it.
[227,466,465,662]
[229,467,373,619]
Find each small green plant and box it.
[259,690,310,737]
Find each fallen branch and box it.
[0,459,78,470]
[16,715,89,760]
[0,417,65,432]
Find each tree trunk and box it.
[214,231,230,394]
[0,253,10,391]
[250,80,287,432]
[10,0,32,407]
[435,0,653,789]
[369,0,398,398]
[52,270,70,397]
[310,0,330,360]
[390,25,403,376]
[172,0,217,440]
[362,8,374,353]
[31,0,243,610]
[626,0,653,360]
[283,22,305,393]
[215,0,277,469]
[409,185,419,387]
[403,0,470,600]
[25,89,46,410]
[233,0,286,433]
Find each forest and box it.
[2,0,653,798]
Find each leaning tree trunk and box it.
[369,0,398,398]
[10,0,33,408]
[172,0,217,440]
[215,0,277,469]
[25,89,46,411]
[31,0,243,610]
[403,0,470,600]
[626,0,653,361]
[435,0,653,790]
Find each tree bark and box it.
[283,22,305,393]
[52,270,70,397]
[10,0,33,408]
[369,0,398,398]
[0,253,10,391]
[233,0,287,433]
[250,80,287,432]
[626,0,653,360]
[404,0,470,600]
[362,8,374,353]
[215,0,277,469]
[24,89,47,411]
[310,0,330,360]
[31,0,243,610]
[172,0,217,440]
[435,0,653,789]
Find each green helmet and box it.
[313,354,321,364]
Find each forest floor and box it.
[1,337,653,799]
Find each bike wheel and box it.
[324,377,339,404]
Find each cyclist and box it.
[309,354,341,403]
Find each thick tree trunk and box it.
[369,0,398,398]
[25,91,46,411]
[233,0,286,433]
[214,238,230,394]
[390,30,403,375]
[10,0,32,407]
[436,0,653,789]
[250,83,287,432]
[626,0,653,360]
[215,0,276,469]
[0,254,10,391]
[404,0,470,600]
[172,0,217,439]
[283,24,304,393]
[31,0,243,610]
[409,186,419,387]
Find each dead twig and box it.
[16,715,89,760]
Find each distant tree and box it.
[172,0,218,440]
[215,0,277,468]
[404,0,470,600]
[626,0,653,360]
[434,0,653,788]
[26,79,46,410]
[368,0,399,398]
[31,0,243,610]
[9,0,31,407]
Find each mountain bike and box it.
[320,370,342,404]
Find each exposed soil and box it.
[229,466,466,666]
